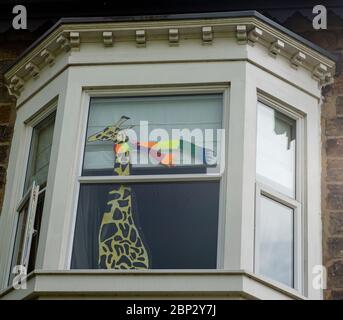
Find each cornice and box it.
[4,15,336,98]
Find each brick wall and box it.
[322,67,343,300]
[322,64,343,299]
[0,30,39,213]
[283,11,343,300]
[0,48,16,212]
[0,102,14,210]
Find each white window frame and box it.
[67,85,231,270]
[17,181,40,269]
[254,95,304,292]
[5,101,57,286]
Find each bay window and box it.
[0,12,334,299]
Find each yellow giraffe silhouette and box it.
[88,116,150,269]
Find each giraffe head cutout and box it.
[88,115,132,144]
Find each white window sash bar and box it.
[16,186,34,213]
[78,173,222,184]
[19,181,40,269]
[257,181,300,209]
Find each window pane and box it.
[257,195,294,287]
[82,95,223,176]
[256,102,296,197]
[24,113,56,192]
[8,204,28,286]
[72,181,220,269]
[27,191,45,274]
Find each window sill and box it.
[0,270,307,300]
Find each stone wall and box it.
[322,68,343,300]
[283,11,343,300]
[0,42,16,212]
[0,28,44,210]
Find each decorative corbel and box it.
[7,75,25,98]
[269,40,285,58]
[136,30,146,47]
[202,26,213,45]
[6,84,20,98]
[236,25,247,45]
[25,62,40,79]
[40,49,55,66]
[169,29,179,46]
[70,32,80,51]
[103,31,113,47]
[290,52,306,70]
[56,35,71,52]
[312,63,328,82]
[10,75,25,90]
[248,27,263,46]
[321,72,333,86]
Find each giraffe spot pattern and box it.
[123,189,130,199]
[111,193,121,200]
[117,255,132,268]
[133,262,147,268]
[130,228,137,243]
[100,255,107,267]
[113,208,123,220]
[114,235,122,241]
[130,252,137,260]
[118,199,129,208]
[119,223,130,238]
[96,134,150,270]
[100,223,118,242]
[124,243,131,255]
[136,238,142,247]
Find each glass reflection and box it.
[256,103,296,197]
[258,195,294,287]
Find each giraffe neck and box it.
[114,149,131,176]
[98,147,150,269]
